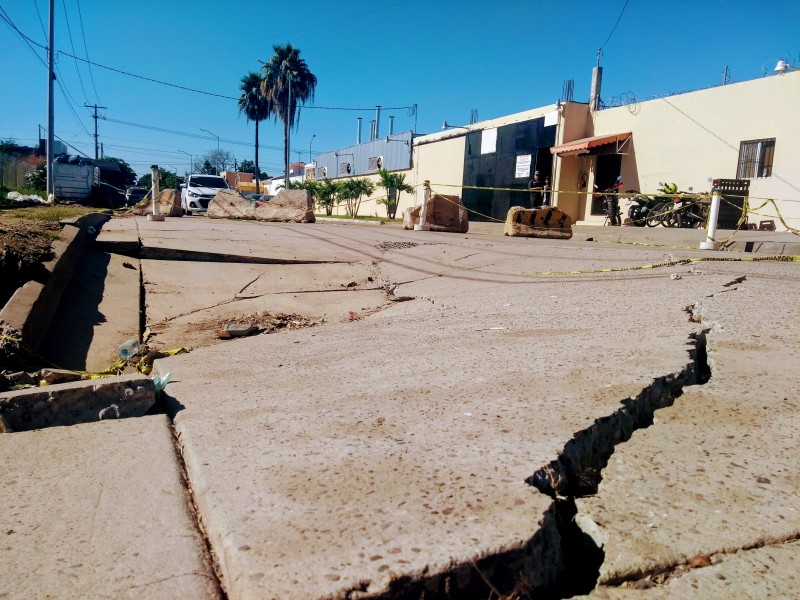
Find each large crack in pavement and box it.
[522,330,712,599]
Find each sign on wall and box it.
[515,154,532,178]
[481,128,498,154]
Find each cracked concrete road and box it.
[115,216,800,599]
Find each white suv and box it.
[180,174,229,215]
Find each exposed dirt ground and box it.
[0,216,59,308]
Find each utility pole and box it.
[84,103,107,160]
[46,0,55,198]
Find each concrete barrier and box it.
[504,206,574,239]
[403,194,469,233]
[0,373,155,432]
[208,189,315,223]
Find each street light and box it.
[177,150,193,174]
[200,129,220,173]
[309,134,316,163]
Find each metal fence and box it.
[0,153,38,189]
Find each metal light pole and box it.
[200,128,220,174]
[309,134,316,163]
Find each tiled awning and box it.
[550,132,632,157]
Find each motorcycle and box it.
[627,191,660,227]
[645,182,682,227]
[673,188,709,228]
[594,176,624,226]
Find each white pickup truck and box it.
[180,174,229,215]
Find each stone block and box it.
[131,188,182,217]
[403,194,469,232]
[504,206,573,239]
[208,188,315,223]
[0,373,155,432]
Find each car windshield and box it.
[191,176,228,188]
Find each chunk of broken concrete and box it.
[224,323,258,338]
[39,368,82,385]
[0,374,155,432]
[208,189,315,223]
[504,206,573,239]
[403,194,469,233]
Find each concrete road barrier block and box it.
[0,373,155,432]
[504,206,573,239]
[403,194,469,232]
[131,188,182,217]
[208,189,315,223]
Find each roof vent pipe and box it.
[388,115,394,136]
[370,120,376,141]
[356,117,362,144]
[375,105,381,139]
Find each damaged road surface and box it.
[2,215,798,599]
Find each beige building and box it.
[323,70,799,231]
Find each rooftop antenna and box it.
[722,65,730,85]
[469,108,478,124]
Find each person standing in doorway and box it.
[528,171,544,208]
[542,177,551,207]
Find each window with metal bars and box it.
[736,138,775,178]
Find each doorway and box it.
[591,154,621,215]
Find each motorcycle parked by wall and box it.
[627,191,661,227]
[594,176,624,226]
[645,182,681,227]
[673,189,709,228]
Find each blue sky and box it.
[1,0,798,180]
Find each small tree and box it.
[377,168,412,219]
[339,178,375,218]
[313,178,340,215]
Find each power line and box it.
[600,0,630,50]
[58,50,415,111]
[61,0,89,102]
[74,0,100,103]
[0,6,47,67]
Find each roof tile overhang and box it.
[550,132,632,157]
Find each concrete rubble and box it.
[0,214,797,598]
[403,193,469,232]
[0,373,155,431]
[207,188,315,222]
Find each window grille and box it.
[736,139,775,179]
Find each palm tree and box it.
[260,44,317,188]
[377,168,413,219]
[238,72,273,194]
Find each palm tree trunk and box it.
[255,120,260,194]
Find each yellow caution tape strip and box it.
[519,255,800,276]
[1,334,191,383]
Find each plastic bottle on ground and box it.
[339,311,357,322]
[118,339,140,360]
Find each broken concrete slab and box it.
[208,188,315,223]
[583,540,800,598]
[131,188,182,217]
[0,373,155,432]
[403,194,469,232]
[0,415,221,599]
[574,274,800,587]
[504,206,574,239]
